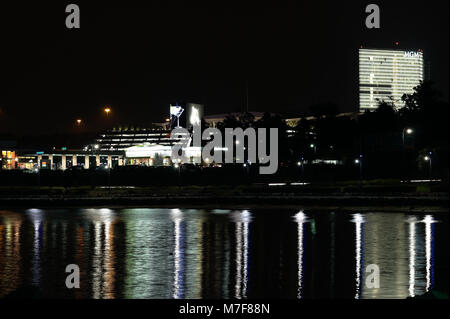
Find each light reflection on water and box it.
[293,211,308,299]
[0,208,447,299]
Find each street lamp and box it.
[104,107,111,116]
[402,127,414,145]
[424,152,432,180]
[355,155,363,189]
[76,119,82,126]
[298,156,305,181]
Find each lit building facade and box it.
[359,48,424,112]
[93,128,179,151]
[0,150,16,170]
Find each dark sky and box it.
[0,1,448,136]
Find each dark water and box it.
[0,208,448,299]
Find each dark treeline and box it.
[206,81,449,181]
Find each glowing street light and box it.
[104,107,111,116]
[76,119,82,125]
[424,152,433,180]
[355,155,363,189]
[402,127,414,145]
[298,157,305,181]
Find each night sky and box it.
[0,1,448,136]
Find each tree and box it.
[401,81,440,116]
[238,112,255,129]
[217,114,241,131]
[256,113,291,162]
[400,81,449,149]
[358,99,399,134]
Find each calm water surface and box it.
[0,208,448,299]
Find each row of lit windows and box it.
[359,68,424,73]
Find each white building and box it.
[359,48,424,112]
[125,144,202,166]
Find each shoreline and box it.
[1,193,448,212]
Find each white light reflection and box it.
[423,215,436,292]
[351,213,365,299]
[407,216,418,297]
[103,217,115,299]
[26,209,44,286]
[87,208,117,299]
[407,215,437,297]
[171,209,184,299]
[231,210,252,299]
[92,221,102,299]
[293,211,308,299]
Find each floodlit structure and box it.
[186,103,204,128]
[359,48,424,112]
[12,149,125,170]
[125,144,201,165]
[93,127,181,151]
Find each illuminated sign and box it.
[169,104,185,128]
[186,103,204,128]
[404,51,420,58]
[170,105,184,118]
[190,106,200,126]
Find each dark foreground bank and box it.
[0,181,448,208]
